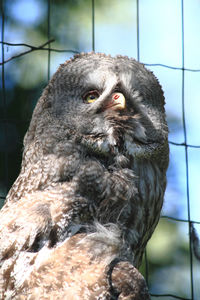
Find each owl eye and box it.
[83,90,100,103]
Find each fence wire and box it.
[0,0,200,299]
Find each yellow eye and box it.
[83,90,99,103]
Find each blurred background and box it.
[0,0,200,299]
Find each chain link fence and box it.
[1,0,200,299]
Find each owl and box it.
[0,53,168,299]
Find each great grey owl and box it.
[0,52,169,299]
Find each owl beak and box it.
[105,92,126,111]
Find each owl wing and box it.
[0,184,86,257]
[0,198,48,264]
[0,189,85,298]
[9,233,150,300]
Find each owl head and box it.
[23,52,168,171]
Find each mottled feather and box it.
[0,53,169,299]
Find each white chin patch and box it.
[107,127,116,146]
[90,121,117,153]
[125,139,146,157]
[96,139,110,153]
[124,133,145,157]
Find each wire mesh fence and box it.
[1,0,200,299]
